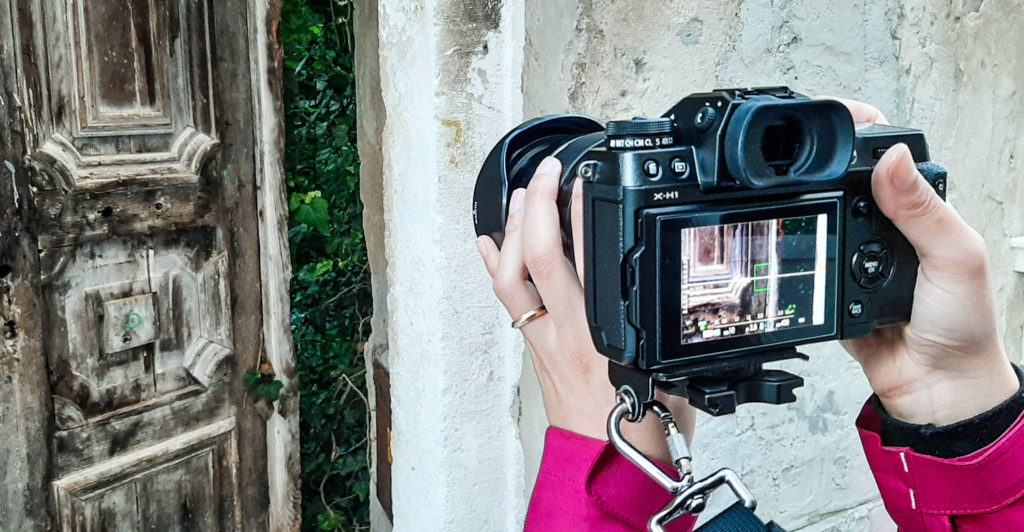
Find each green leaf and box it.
[293,196,332,235]
[243,371,263,391]
[314,260,334,277]
[353,481,369,501]
[256,380,285,403]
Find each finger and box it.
[816,95,890,125]
[522,157,584,318]
[571,178,585,286]
[871,143,987,273]
[492,188,545,317]
[476,235,499,278]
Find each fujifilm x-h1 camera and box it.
[473,87,947,415]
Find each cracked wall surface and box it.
[360,1,1023,530]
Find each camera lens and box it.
[724,97,854,188]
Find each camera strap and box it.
[607,390,786,532]
[695,503,786,532]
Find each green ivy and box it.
[282,0,371,529]
[244,371,285,403]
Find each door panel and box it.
[27,0,215,194]
[44,232,231,434]
[0,0,293,530]
[52,419,239,531]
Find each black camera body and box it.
[474,87,947,415]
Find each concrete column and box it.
[359,1,528,530]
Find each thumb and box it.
[871,143,984,270]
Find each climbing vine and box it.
[282,0,370,529]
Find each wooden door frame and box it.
[0,0,59,526]
[246,0,302,529]
[0,0,300,529]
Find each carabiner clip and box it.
[607,390,757,532]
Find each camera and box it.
[473,87,947,415]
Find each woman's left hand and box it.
[477,157,696,464]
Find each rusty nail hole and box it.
[154,202,164,211]
[100,206,114,218]
[0,265,11,278]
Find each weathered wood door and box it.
[0,1,299,530]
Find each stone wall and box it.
[358,1,1024,530]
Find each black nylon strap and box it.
[695,502,786,532]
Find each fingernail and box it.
[536,156,561,176]
[509,188,525,214]
[890,144,918,190]
[475,236,487,256]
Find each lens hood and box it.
[472,114,603,248]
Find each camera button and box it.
[643,159,661,178]
[670,157,690,178]
[860,253,882,277]
[859,242,885,255]
[694,106,718,132]
[853,242,893,290]
[848,301,864,318]
[853,198,872,218]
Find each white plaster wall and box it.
[361,1,530,531]
[521,1,1024,529]
[360,1,1024,530]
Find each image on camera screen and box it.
[680,214,828,344]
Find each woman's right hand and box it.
[476,157,696,464]
[830,97,1018,426]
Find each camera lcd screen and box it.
[679,214,828,344]
[646,197,840,367]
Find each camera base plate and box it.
[609,349,808,417]
[684,369,804,416]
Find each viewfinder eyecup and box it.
[724,97,854,188]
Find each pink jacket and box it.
[526,400,1024,531]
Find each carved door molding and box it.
[0,1,299,530]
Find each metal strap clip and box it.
[608,389,757,532]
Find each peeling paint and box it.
[5,160,18,209]
[677,17,704,46]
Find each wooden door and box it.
[0,1,299,530]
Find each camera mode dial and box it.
[606,117,675,151]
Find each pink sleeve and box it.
[526,427,697,532]
[857,399,1024,531]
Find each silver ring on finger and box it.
[512,305,548,329]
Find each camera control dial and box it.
[852,241,893,290]
[606,117,675,150]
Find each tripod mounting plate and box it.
[608,349,808,416]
